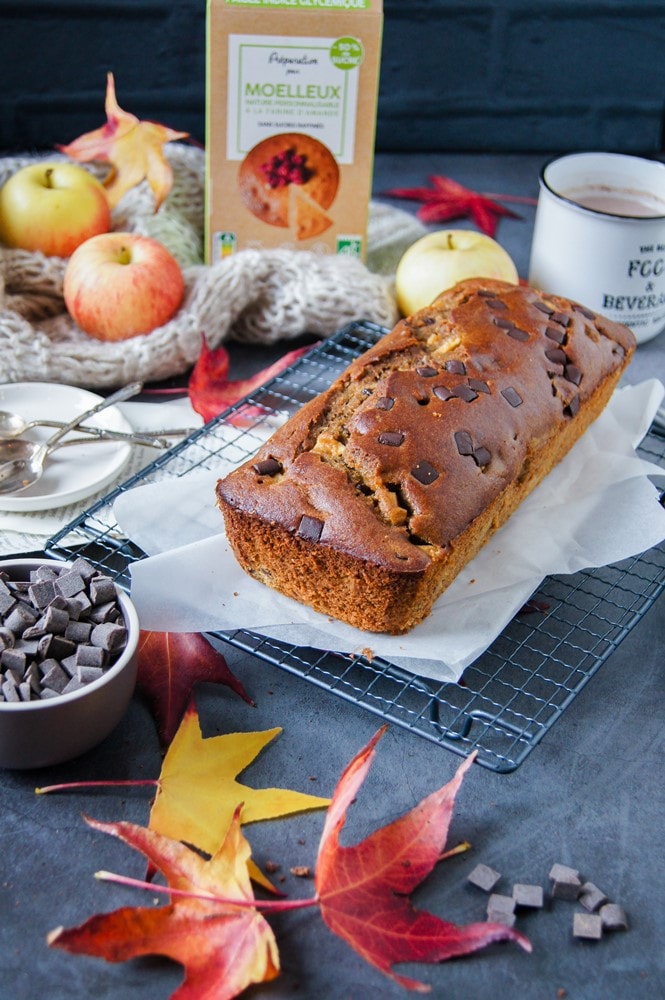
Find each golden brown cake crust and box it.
[216,279,636,634]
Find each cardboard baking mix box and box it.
[205,0,383,263]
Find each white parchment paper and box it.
[115,380,665,684]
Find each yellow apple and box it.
[0,162,111,257]
[395,229,519,315]
[63,232,184,341]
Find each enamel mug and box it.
[528,152,665,343]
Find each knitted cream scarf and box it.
[0,145,425,387]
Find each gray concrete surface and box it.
[2,152,664,999]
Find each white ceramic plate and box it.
[0,383,132,512]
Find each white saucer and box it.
[0,383,132,512]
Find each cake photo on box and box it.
[238,133,339,240]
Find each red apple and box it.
[63,232,185,341]
[0,162,111,257]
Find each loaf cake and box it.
[216,279,636,634]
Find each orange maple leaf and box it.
[48,810,279,1000]
[58,72,188,210]
[315,728,531,991]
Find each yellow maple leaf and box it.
[58,72,188,210]
[148,702,330,888]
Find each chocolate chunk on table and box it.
[513,883,545,909]
[573,912,603,940]
[487,893,516,916]
[487,894,517,926]
[549,863,582,900]
[578,881,608,912]
[599,903,628,931]
[467,863,501,893]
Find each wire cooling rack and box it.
[46,320,665,772]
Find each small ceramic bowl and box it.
[0,558,139,770]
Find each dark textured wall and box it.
[0,0,663,155]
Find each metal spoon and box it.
[0,410,196,443]
[0,381,144,495]
[0,434,171,483]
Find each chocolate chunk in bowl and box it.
[0,558,139,769]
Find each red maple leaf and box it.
[137,631,255,748]
[315,728,530,990]
[384,174,536,238]
[188,335,315,423]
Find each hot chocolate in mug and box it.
[528,152,665,344]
